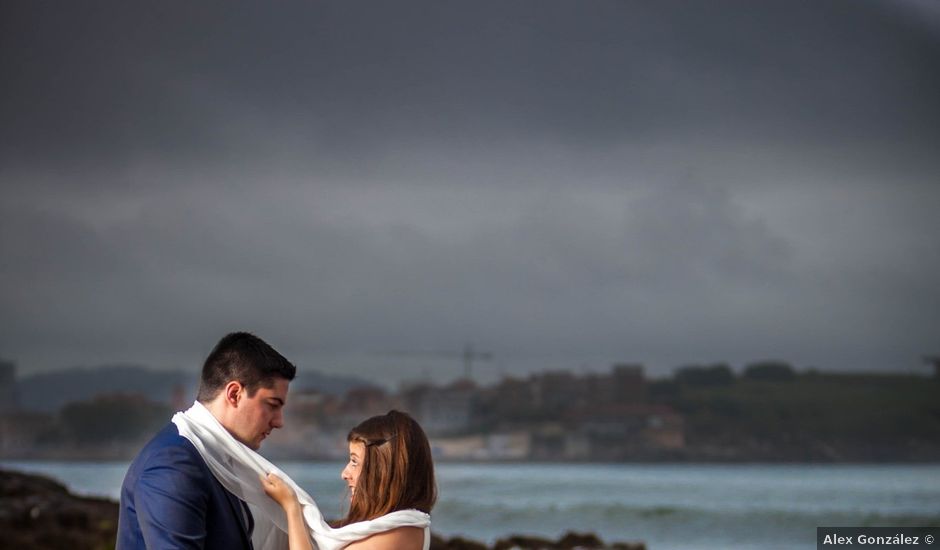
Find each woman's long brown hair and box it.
[341,410,437,525]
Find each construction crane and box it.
[458,343,493,381]
[372,343,493,382]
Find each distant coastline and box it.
[3,363,939,463]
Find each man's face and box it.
[229,377,289,450]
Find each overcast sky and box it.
[1,0,938,386]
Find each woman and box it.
[262,410,437,550]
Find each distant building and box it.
[342,386,392,419]
[532,371,584,411]
[431,431,534,460]
[529,422,591,460]
[610,363,646,402]
[566,403,684,459]
[0,359,18,413]
[408,379,478,436]
[643,407,685,450]
[485,431,533,460]
[430,434,487,460]
[268,389,347,459]
[485,376,539,421]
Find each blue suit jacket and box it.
[117,423,254,550]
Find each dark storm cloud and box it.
[1,0,938,381]
[3,0,938,168]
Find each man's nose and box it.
[272,410,284,429]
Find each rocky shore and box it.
[430,532,645,550]
[0,469,119,550]
[1,469,645,550]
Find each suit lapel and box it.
[221,482,253,549]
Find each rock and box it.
[493,533,557,549]
[0,469,119,550]
[557,531,605,547]
[430,531,490,549]
[433,530,646,550]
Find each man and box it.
[117,332,296,550]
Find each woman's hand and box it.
[261,472,300,510]
[261,472,315,550]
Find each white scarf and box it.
[172,401,430,550]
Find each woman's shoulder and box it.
[343,526,425,550]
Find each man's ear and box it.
[223,381,243,407]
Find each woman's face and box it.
[341,441,365,499]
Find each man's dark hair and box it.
[196,332,296,402]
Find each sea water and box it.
[3,461,939,549]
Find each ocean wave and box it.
[432,499,940,526]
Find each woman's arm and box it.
[343,526,425,550]
[260,473,315,550]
